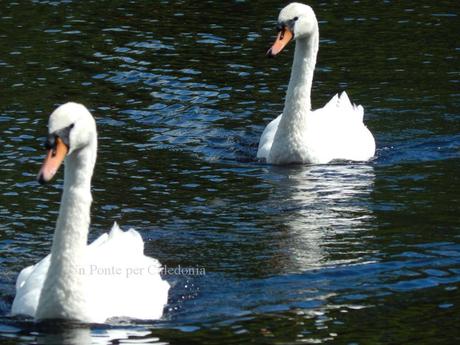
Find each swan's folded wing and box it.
[257,114,282,159]
[15,265,34,290]
[11,254,51,317]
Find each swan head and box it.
[37,102,97,184]
[267,2,318,57]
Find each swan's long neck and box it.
[279,29,319,132]
[36,138,97,320]
[52,144,96,269]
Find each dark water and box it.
[1,0,459,344]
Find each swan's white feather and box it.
[12,222,169,323]
[258,92,375,164]
[257,114,281,159]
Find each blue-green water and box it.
[1,1,459,344]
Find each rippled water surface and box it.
[1,0,459,344]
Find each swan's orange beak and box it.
[37,137,68,185]
[267,28,293,57]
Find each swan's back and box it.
[257,92,375,164]
[12,223,169,323]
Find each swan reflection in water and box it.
[265,163,376,272]
[34,322,159,345]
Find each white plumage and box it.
[257,3,375,164]
[11,103,169,323]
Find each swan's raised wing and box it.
[318,91,364,123]
[84,223,169,322]
[312,91,375,161]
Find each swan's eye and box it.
[293,16,299,21]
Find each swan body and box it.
[11,103,169,323]
[257,3,375,165]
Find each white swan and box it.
[257,3,375,165]
[11,103,169,323]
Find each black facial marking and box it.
[277,17,297,34]
[44,135,55,150]
[43,123,74,151]
[287,18,297,30]
[55,123,74,148]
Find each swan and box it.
[11,102,169,323]
[257,2,375,165]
